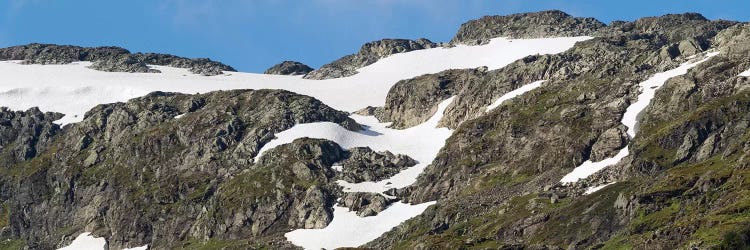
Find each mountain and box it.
[0,10,749,250]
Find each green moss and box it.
[0,240,25,250]
[175,239,263,250]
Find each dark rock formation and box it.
[304,38,437,80]
[0,43,236,76]
[264,61,314,75]
[337,147,417,183]
[0,107,62,165]
[451,10,606,45]
[338,192,396,217]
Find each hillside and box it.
[0,10,749,250]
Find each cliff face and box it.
[1,10,750,250]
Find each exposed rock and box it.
[0,90,359,249]
[337,147,417,183]
[0,43,236,76]
[368,13,745,250]
[264,61,314,75]
[304,38,437,80]
[88,54,159,73]
[338,192,396,217]
[451,10,605,45]
[0,107,62,165]
[590,125,628,162]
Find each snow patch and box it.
[57,232,106,250]
[258,96,455,194]
[486,80,545,111]
[285,201,436,250]
[560,52,718,183]
[584,182,616,195]
[739,67,750,77]
[173,113,185,119]
[0,37,590,125]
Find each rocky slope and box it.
[304,38,438,80]
[451,10,606,45]
[0,44,236,75]
[1,10,750,250]
[264,61,314,76]
[366,13,750,250]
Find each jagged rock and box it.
[88,54,159,73]
[304,38,437,80]
[338,192,396,217]
[337,147,416,183]
[590,125,628,162]
[0,43,236,75]
[264,61,314,75]
[0,107,62,164]
[451,10,605,45]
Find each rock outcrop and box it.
[264,61,314,75]
[338,192,396,217]
[451,10,606,45]
[337,147,417,183]
[304,38,437,80]
[0,43,236,75]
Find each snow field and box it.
[0,37,589,125]
[1,37,591,250]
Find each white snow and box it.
[0,36,590,249]
[331,165,343,172]
[258,96,455,194]
[486,80,545,111]
[739,67,750,77]
[584,182,616,195]
[173,113,185,119]
[285,201,435,250]
[0,37,589,125]
[57,232,107,250]
[56,232,148,250]
[560,52,718,183]
[123,246,149,250]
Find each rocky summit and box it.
[0,44,236,76]
[1,9,750,250]
[264,61,314,76]
[304,38,438,80]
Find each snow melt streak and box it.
[560,52,718,183]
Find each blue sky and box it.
[1,0,748,72]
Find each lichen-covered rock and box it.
[451,10,605,45]
[264,61,314,75]
[337,147,416,183]
[304,38,437,79]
